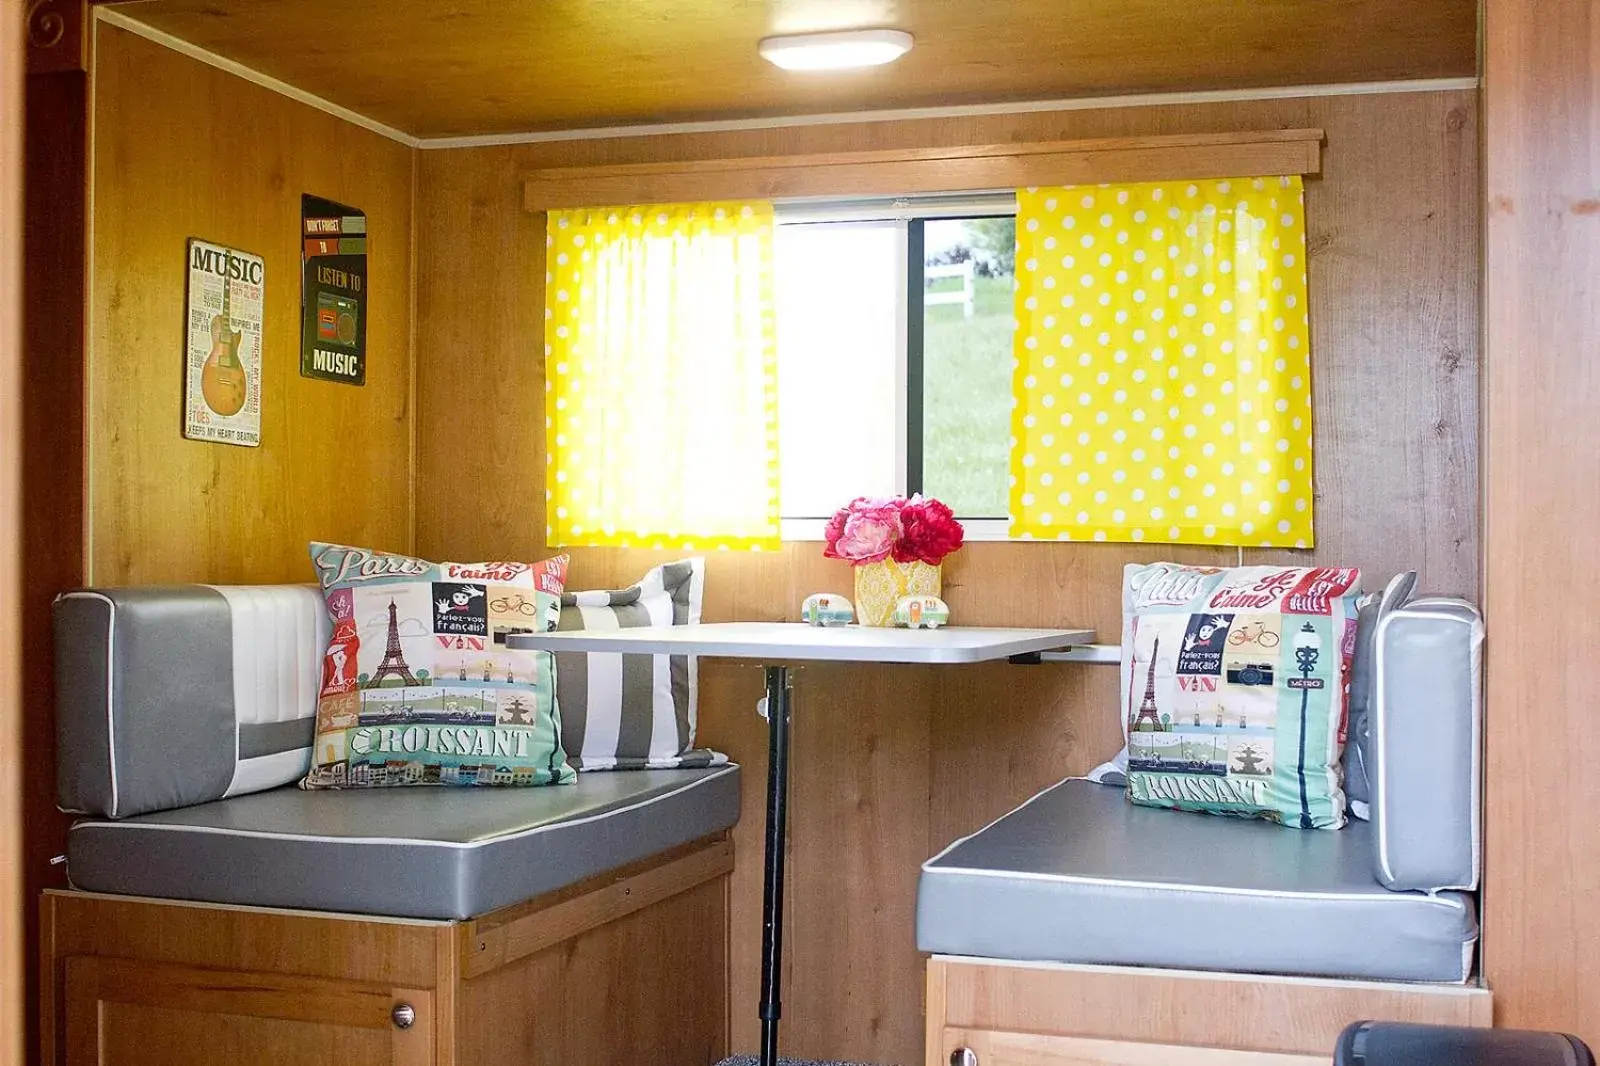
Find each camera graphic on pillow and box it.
[1225,661,1275,686]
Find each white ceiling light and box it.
[758,29,914,72]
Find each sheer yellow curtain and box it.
[1009,176,1314,546]
[545,202,780,550]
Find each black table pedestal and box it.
[758,664,792,1066]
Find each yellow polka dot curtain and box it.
[1008,177,1314,546]
[545,202,780,551]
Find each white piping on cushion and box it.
[923,777,1080,868]
[1373,606,1395,886]
[922,861,1471,911]
[67,763,739,850]
[1374,600,1483,891]
[57,591,121,818]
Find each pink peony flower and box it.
[822,494,963,566]
[896,495,965,565]
[823,497,903,563]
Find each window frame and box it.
[774,193,1019,542]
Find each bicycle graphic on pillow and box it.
[489,593,539,617]
[1227,620,1280,648]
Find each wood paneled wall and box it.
[1483,0,1600,1049]
[415,88,1480,1064]
[89,24,416,586]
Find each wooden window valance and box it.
[522,128,1323,211]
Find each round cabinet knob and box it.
[391,1003,417,1030]
[950,1048,977,1066]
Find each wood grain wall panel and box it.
[782,664,932,1063]
[692,661,771,1055]
[90,24,415,586]
[1482,0,1600,1048]
[413,88,1480,1064]
[2,9,25,1066]
[413,148,545,563]
[1243,90,1480,593]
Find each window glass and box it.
[920,216,1016,519]
[775,220,903,518]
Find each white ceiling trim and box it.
[94,7,424,148]
[93,7,1477,151]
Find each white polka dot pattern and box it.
[1008,177,1315,547]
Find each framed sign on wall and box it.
[184,238,264,447]
[300,194,367,385]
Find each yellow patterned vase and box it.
[853,559,942,627]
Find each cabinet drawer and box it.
[64,956,435,1066]
[942,1028,1328,1066]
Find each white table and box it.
[508,622,1093,1065]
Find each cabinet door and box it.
[942,1028,1328,1066]
[64,956,436,1066]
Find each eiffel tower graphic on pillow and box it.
[1132,636,1163,732]
[369,599,419,686]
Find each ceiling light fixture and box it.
[758,29,914,72]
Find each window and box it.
[774,196,1018,538]
[545,182,1314,549]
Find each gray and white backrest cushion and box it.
[55,585,328,818]
[1344,571,1419,820]
[1369,592,1483,892]
[555,559,726,771]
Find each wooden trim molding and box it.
[523,128,1325,209]
[26,0,86,74]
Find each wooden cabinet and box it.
[43,836,731,1066]
[925,958,1491,1066]
[64,958,435,1066]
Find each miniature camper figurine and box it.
[800,593,854,627]
[892,594,949,629]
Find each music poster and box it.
[300,194,368,385]
[184,238,265,447]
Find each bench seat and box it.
[68,764,739,920]
[917,778,1477,983]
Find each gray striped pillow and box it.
[554,559,726,771]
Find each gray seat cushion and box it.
[68,765,739,920]
[917,778,1477,983]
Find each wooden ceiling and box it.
[109,0,1477,138]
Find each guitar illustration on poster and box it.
[184,238,264,447]
[300,194,368,385]
[202,264,246,415]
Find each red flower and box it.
[895,495,964,565]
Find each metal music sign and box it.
[300,194,368,385]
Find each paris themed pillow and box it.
[1120,563,1362,829]
[300,542,576,789]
